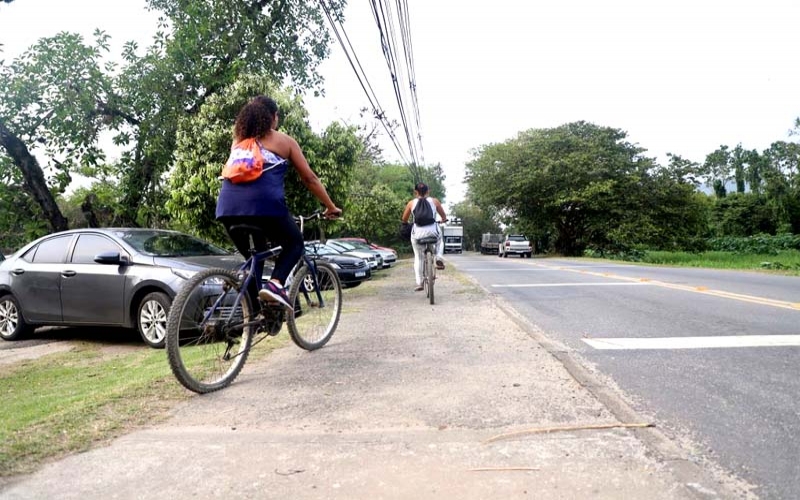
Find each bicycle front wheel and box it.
[287,260,342,350]
[166,268,255,393]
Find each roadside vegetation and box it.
[1,345,183,476]
[0,338,284,477]
[580,234,800,275]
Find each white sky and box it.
[2,0,799,206]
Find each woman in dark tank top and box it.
[216,96,342,311]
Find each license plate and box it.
[355,271,366,277]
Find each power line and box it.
[317,0,425,181]
[317,0,411,166]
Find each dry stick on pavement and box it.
[469,467,540,472]
[483,422,654,444]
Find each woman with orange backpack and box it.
[216,96,342,310]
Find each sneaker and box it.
[435,258,445,270]
[414,285,424,292]
[258,281,293,313]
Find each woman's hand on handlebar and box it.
[324,206,343,220]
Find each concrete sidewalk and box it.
[0,260,751,499]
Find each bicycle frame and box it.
[204,213,332,328]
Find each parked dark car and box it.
[0,228,245,348]
[304,242,371,288]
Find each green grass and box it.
[641,250,800,274]
[579,249,800,275]
[0,344,185,475]
[0,336,284,477]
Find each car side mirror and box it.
[94,251,130,266]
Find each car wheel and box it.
[302,272,316,292]
[0,294,32,341]
[137,292,171,349]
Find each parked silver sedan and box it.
[0,228,244,348]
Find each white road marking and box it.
[492,282,649,288]
[583,335,800,350]
[462,268,564,272]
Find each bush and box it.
[707,234,800,255]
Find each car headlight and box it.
[171,268,197,280]
[327,262,341,270]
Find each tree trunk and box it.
[81,193,101,228]
[0,118,69,232]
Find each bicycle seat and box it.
[417,236,438,245]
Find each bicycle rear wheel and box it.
[166,268,255,393]
[287,260,342,350]
[425,250,435,305]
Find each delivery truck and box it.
[443,224,463,253]
[480,233,502,254]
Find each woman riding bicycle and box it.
[215,96,342,311]
[401,182,447,291]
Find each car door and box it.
[60,233,127,325]
[9,234,74,322]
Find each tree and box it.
[112,0,345,227]
[0,31,113,233]
[703,146,732,198]
[342,184,404,244]
[466,121,710,256]
[166,74,361,246]
[1,1,347,238]
[711,193,776,237]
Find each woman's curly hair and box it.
[234,96,278,140]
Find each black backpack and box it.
[413,197,435,226]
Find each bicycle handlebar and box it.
[294,208,343,235]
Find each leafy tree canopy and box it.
[466,121,708,255]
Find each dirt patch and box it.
[0,342,75,367]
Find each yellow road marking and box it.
[530,262,800,311]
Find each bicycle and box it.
[418,221,445,305]
[419,235,437,305]
[165,210,342,394]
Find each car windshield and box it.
[328,240,356,251]
[114,230,230,257]
[306,243,339,256]
[338,240,371,250]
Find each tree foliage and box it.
[0,0,346,242]
[466,121,709,255]
[0,31,115,232]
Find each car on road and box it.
[498,234,532,258]
[0,228,246,348]
[304,242,371,288]
[333,238,397,268]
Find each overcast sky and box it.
[2,0,799,206]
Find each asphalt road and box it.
[452,252,800,500]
